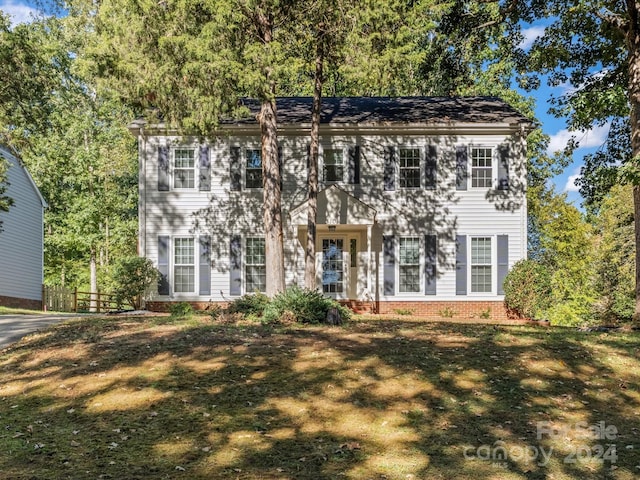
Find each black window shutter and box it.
[230,146,241,191]
[497,235,509,295]
[157,235,170,295]
[425,234,437,295]
[199,145,211,191]
[158,145,169,191]
[497,144,509,191]
[348,146,361,184]
[306,143,311,184]
[230,235,242,295]
[199,236,211,295]
[425,145,437,190]
[278,144,283,191]
[456,235,467,295]
[456,146,468,191]
[383,235,395,295]
[384,146,395,191]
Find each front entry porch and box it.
[290,185,377,303]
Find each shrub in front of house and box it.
[112,256,160,310]
[262,286,351,325]
[227,292,271,317]
[503,259,553,320]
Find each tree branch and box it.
[596,8,630,34]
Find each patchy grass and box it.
[1,315,639,479]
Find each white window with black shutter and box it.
[155,235,211,296]
[455,234,509,296]
[455,144,509,191]
[382,235,438,296]
[384,144,438,191]
[319,145,360,185]
[156,143,210,192]
[245,148,263,189]
[229,235,266,295]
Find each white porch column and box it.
[367,224,372,293]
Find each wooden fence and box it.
[43,286,134,313]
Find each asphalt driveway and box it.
[0,314,82,349]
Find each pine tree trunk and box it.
[260,97,285,296]
[305,32,324,289]
[628,7,640,323]
[255,9,285,297]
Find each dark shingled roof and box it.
[228,96,532,126]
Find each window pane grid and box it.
[399,237,420,292]
[471,237,491,293]
[174,149,195,189]
[174,238,194,293]
[174,149,195,168]
[471,148,492,188]
[174,238,194,265]
[245,237,266,293]
[322,239,344,293]
[246,149,262,189]
[472,266,492,292]
[399,148,420,188]
[324,150,344,182]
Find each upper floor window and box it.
[323,148,344,183]
[158,144,210,192]
[246,149,262,189]
[471,147,493,188]
[399,148,421,188]
[174,148,196,189]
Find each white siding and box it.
[140,126,527,302]
[0,148,45,302]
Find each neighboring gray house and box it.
[131,97,532,319]
[0,146,46,310]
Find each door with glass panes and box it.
[321,238,346,297]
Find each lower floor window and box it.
[174,237,195,293]
[245,237,266,292]
[399,237,420,292]
[471,237,492,292]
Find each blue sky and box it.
[1,1,608,207]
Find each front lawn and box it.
[1,315,639,479]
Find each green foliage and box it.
[438,307,456,318]
[111,256,159,310]
[262,286,351,325]
[0,154,14,233]
[546,294,597,327]
[227,292,271,317]
[169,302,193,319]
[393,308,415,316]
[480,308,492,320]
[504,259,553,320]
[592,184,635,323]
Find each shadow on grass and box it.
[0,316,639,479]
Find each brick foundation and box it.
[146,299,515,321]
[0,295,42,311]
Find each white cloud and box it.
[0,1,38,26]
[547,124,610,154]
[520,25,545,50]
[564,170,582,193]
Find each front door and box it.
[321,238,344,296]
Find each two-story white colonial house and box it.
[0,146,47,310]
[131,97,532,319]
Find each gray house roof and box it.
[230,96,533,128]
